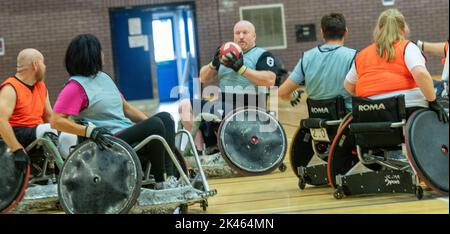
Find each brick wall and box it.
[215,0,449,75]
[0,0,448,103]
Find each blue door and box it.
[110,9,154,100]
[110,4,199,102]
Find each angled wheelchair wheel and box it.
[327,116,358,190]
[405,109,449,195]
[218,107,287,176]
[58,136,142,214]
[289,127,314,178]
[0,142,30,214]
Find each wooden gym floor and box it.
[183,92,449,214]
[37,93,448,214]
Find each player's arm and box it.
[0,85,24,151]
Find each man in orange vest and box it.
[0,49,60,163]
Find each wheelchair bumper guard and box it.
[185,153,239,178]
[299,164,329,186]
[131,186,217,214]
[334,169,421,199]
[12,184,59,213]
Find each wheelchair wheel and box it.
[180,204,189,214]
[333,187,344,200]
[416,186,424,200]
[218,107,287,176]
[278,163,287,172]
[58,136,142,214]
[0,143,30,214]
[201,199,208,211]
[327,116,358,189]
[289,128,315,178]
[298,178,306,190]
[405,110,449,195]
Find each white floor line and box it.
[437,197,449,203]
[224,194,413,214]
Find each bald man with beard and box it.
[0,49,75,162]
[179,20,282,152]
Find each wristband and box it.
[238,65,247,75]
[208,62,219,71]
[85,125,94,138]
[417,40,424,52]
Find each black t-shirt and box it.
[255,51,288,86]
[255,51,279,73]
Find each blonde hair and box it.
[373,9,408,62]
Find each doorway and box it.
[110,3,199,102]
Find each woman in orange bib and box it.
[344,9,447,123]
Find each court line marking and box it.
[214,192,330,206]
[280,198,446,214]
[224,195,416,214]
[437,197,449,203]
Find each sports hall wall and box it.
[0,0,448,103]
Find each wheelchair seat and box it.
[290,96,347,189]
[350,95,406,149]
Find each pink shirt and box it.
[54,80,88,115]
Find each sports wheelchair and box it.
[290,96,348,190]
[327,95,448,200]
[1,128,216,214]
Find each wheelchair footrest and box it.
[300,164,329,186]
[337,170,416,196]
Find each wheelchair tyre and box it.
[334,187,344,200]
[416,186,424,200]
[58,137,142,214]
[279,163,287,172]
[189,169,197,179]
[298,178,306,190]
[201,200,208,211]
[180,204,189,214]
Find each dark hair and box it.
[321,13,347,41]
[65,34,102,77]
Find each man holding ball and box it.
[179,20,282,152]
[202,20,278,94]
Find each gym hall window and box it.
[240,4,287,50]
[382,0,395,6]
